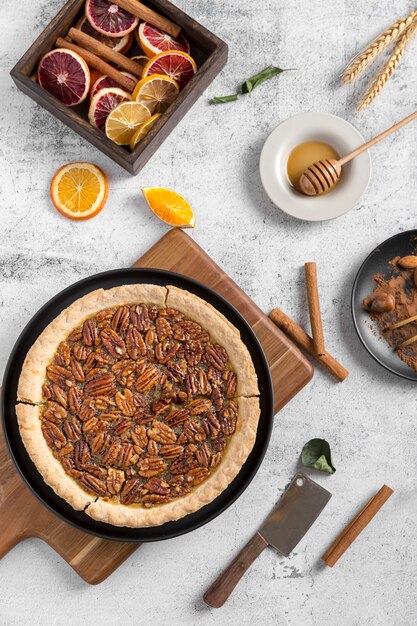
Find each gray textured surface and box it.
[1,0,417,624]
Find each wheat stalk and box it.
[342,9,417,84]
[358,19,417,110]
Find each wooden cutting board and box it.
[0,229,313,584]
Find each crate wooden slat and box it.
[10,0,228,174]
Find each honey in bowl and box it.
[286,141,340,194]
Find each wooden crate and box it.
[10,0,228,175]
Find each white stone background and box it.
[1,0,417,624]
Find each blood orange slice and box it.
[38,49,90,106]
[137,22,190,58]
[142,51,197,89]
[88,87,130,131]
[77,16,132,54]
[85,0,139,37]
[90,72,136,98]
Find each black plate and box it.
[1,269,274,542]
[352,229,417,381]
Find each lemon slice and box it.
[130,114,161,151]
[105,101,151,145]
[132,74,179,114]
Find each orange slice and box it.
[129,55,149,72]
[105,101,151,145]
[130,113,161,150]
[142,187,195,228]
[50,162,108,220]
[132,74,179,113]
[142,51,197,89]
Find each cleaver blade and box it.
[259,473,332,556]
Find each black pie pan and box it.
[1,268,274,542]
[352,229,417,381]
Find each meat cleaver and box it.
[204,473,331,607]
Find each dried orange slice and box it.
[50,162,108,220]
[132,74,179,113]
[130,113,161,150]
[142,187,195,228]
[105,101,151,145]
[142,51,197,89]
[137,22,190,57]
[130,55,149,72]
[77,16,133,54]
[90,72,136,99]
[38,49,90,106]
[85,0,138,37]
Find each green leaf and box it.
[241,66,288,93]
[210,94,239,104]
[301,439,336,474]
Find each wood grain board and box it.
[0,229,313,584]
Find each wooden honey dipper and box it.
[299,109,417,196]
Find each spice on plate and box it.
[363,253,417,370]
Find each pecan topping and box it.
[135,365,160,392]
[81,473,107,496]
[130,304,151,331]
[184,420,206,443]
[144,477,170,495]
[40,302,241,509]
[126,326,146,359]
[82,319,98,346]
[43,401,67,424]
[46,364,74,387]
[112,306,130,334]
[107,468,125,495]
[115,388,136,416]
[120,478,142,504]
[219,401,238,436]
[187,397,212,415]
[101,327,126,358]
[147,421,176,444]
[137,456,167,478]
[84,373,115,396]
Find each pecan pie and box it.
[16,284,260,527]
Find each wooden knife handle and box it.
[203,532,268,608]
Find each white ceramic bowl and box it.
[259,112,372,221]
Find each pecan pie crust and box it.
[16,285,260,527]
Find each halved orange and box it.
[105,101,151,145]
[142,51,197,89]
[50,162,108,220]
[142,187,195,228]
[130,113,161,150]
[132,74,179,113]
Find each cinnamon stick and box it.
[55,39,136,93]
[305,262,325,356]
[322,485,394,567]
[68,28,143,78]
[111,0,181,37]
[269,307,349,382]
